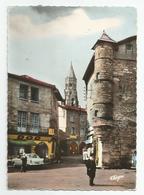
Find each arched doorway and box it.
[69,142,78,155]
[79,142,86,154]
[35,142,48,158]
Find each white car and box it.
[12,153,44,167]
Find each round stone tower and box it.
[92,31,116,168]
[92,31,115,120]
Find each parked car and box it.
[11,153,44,167]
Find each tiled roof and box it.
[92,30,116,50]
[83,33,136,83]
[59,104,87,113]
[9,73,55,89]
[99,30,116,43]
[117,35,136,45]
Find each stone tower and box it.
[83,31,136,168]
[92,31,116,167]
[92,30,115,120]
[64,63,79,106]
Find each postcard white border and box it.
[0,0,144,194]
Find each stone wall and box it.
[8,77,59,132]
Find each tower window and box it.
[95,110,98,117]
[71,127,75,135]
[71,98,74,106]
[96,72,100,80]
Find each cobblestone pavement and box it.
[8,156,136,191]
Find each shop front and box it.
[8,134,57,160]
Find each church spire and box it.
[64,62,78,106]
[68,61,76,79]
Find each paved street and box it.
[8,156,136,191]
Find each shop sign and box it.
[17,134,41,141]
[69,135,77,139]
[48,128,55,135]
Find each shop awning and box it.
[8,140,36,146]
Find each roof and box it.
[8,73,64,101]
[117,35,136,45]
[91,30,116,50]
[59,104,87,113]
[83,33,137,84]
[82,54,94,85]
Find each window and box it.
[71,98,74,106]
[96,72,100,80]
[30,113,40,133]
[126,43,133,50]
[71,127,75,135]
[31,87,39,102]
[70,115,74,122]
[19,84,28,100]
[80,128,84,136]
[17,111,28,132]
[95,110,98,117]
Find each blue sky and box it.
[8,6,137,107]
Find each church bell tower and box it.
[64,63,79,106]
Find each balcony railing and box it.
[8,124,55,136]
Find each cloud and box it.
[9,8,123,39]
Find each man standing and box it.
[85,153,96,186]
[21,153,27,172]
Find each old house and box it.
[8,73,63,160]
[83,31,136,168]
[58,64,87,155]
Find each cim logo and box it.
[17,134,40,141]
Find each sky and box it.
[8,6,137,107]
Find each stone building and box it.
[8,73,63,160]
[58,64,87,155]
[59,104,87,155]
[83,31,136,168]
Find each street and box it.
[8,156,136,191]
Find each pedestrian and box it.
[82,147,88,164]
[21,153,27,172]
[56,146,61,164]
[85,153,96,186]
[87,144,94,159]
